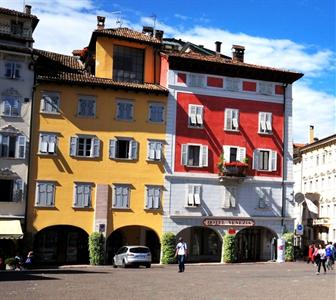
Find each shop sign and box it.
[203,218,255,227]
[313,218,330,226]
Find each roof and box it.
[166,50,303,84]
[34,49,168,95]
[0,43,33,55]
[299,134,336,154]
[88,27,162,49]
[0,6,39,30]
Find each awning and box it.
[0,220,23,239]
[305,198,318,214]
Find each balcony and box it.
[218,161,248,183]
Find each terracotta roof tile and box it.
[0,6,38,20]
[94,27,161,45]
[34,49,168,95]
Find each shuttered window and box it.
[147,140,163,161]
[109,138,138,160]
[259,112,272,134]
[113,185,130,209]
[39,133,57,154]
[0,134,26,159]
[224,109,239,131]
[253,149,277,171]
[36,182,55,207]
[223,186,237,209]
[41,92,60,114]
[116,100,134,120]
[74,183,92,208]
[70,136,100,158]
[187,185,201,207]
[149,103,165,123]
[77,96,96,117]
[223,146,246,163]
[181,144,208,167]
[188,105,203,127]
[145,186,161,209]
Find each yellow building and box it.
[27,18,167,264]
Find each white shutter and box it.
[225,109,232,130]
[265,113,272,131]
[83,185,91,207]
[189,105,196,125]
[194,186,201,205]
[40,135,48,153]
[148,142,155,160]
[188,185,194,206]
[201,145,208,167]
[130,140,138,160]
[146,187,153,208]
[232,110,239,130]
[115,186,122,207]
[196,107,203,125]
[223,146,231,163]
[238,147,246,162]
[224,188,231,208]
[46,184,54,206]
[259,113,266,132]
[122,186,129,208]
[271,151,277,171]
[155,142,162,160]
[109,139,116,159]
[16,136,26,159]
[181,144,188,165]
[92,138,100,157]
[48,135,56,154]
[153,188,160,209]
[230,187,236,208]
[252,149,259,170]
[13,179,23,202]
[70,137,77,156]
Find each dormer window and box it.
[113,45,144,83]
[10,20,23,35]
[4,62,21,79]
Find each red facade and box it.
[174,92,284,177]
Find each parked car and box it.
[113,246,151,268]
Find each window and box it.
[256,187,271,209]
[224,109,239,131]
[74,183,92,208]
[187,185,201,207]
[258,112,272,134]
[0,133,26,159]
[0,178,23,202]
[70,136,100,158]
[113,45,144,83]
[187,74,205,88]
[316,155,319,166]
[145,186,161,209]
[259,82,273,95]
[39,133,57,154]
[116,100,134,121]
[253,149,277,171]
[181,144,208,167]
[77,96,96,117]
[223,186,237,208]
[113,185,130,209]
[147,140,163,161]
[109,138,138,160]
[225,78,240,91]
[1,96,21,117]
[40,92,60,114]
[188,105,203,127]
[10,20,23,35]
[35,182,55,207]
[148,103,164,123]
[4,62,21,79]
[223,146,246,162]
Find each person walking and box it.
[307,243,315,264]
[325,242,334,270]
[175,237,187,273]
[316,244,327,275]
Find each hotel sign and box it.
[203,218,255,227]
[313,218,330,226]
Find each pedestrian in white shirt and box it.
[174,237,187,273]
[316,244,327,275]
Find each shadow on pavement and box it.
[0,269,108,282]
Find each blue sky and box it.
[1,0,335,142]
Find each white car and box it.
[113,246,152,268]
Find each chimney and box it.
[215,41,222,55]
[142,26,154,36]
[97,16,105,30]
[232,45,245,62]
[155,29,164,40]
[309,125,315,143]
[24,5,31,15]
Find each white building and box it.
[293,127,336,246]
[0,5,38,254]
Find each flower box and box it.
[220,161,248,177]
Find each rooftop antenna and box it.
[150,14,157,31]
[112,11,122,27]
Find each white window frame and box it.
[258,82,274,95]
[188,104,204,128]
[112,184,131,209]
[39,133,57,155]
[69,135,100,158]
[223,186,237,209]
[77,96,96,117]
[258,112,272,134]
[256,187,272,209]
[40,92,60,114]
[0,133,26,159]
[225,78,240,92]
[147,140,163,161]
[0,177,24,202]
[187,74,206,88]
[223,145,246,163]
[116,99,134,121]
[109,138,138,160]
[224,108,239,131]
[253,149,277,171]
[148,102,165,123]
[73,183,93,208]
[4,61,21,79]
[186,185,201,207]
[1,96,21,117]
[181,143,208,167]
[145,185,161,209]
[35,181,55,207]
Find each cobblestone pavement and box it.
[0,262,335,300]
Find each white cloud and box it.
[1,0,335,142]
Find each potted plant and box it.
[5,257,16,270]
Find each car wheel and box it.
[122,259,127,268]
[145,263,151,268]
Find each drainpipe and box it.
[281,83,288,233]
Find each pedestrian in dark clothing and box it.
[174,237,187,273]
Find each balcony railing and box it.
[219,161,248,183]
[0,23,32,39]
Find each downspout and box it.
[281,83,288,232]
